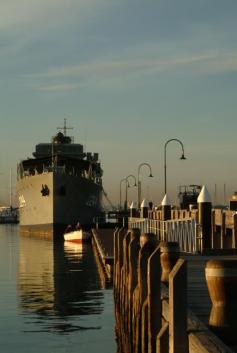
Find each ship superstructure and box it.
[178,184,201,210]
[16,120,103,239]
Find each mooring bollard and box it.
[159,241,180,283]
[197,185,212,250]
[205,259,237,344]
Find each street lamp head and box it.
[180,153,186,160]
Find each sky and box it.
[0,0,237,208]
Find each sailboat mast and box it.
[9,168,12,207]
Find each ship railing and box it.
[129,217,199,253]
[43,166,66,174]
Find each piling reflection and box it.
[18,234,103,334]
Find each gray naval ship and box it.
[16,120,103,239]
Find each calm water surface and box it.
[0,225,117,353]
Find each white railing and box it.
[129,217,199,253]
[165,219,197,253]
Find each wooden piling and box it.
[134,235,158,353]
[211,209,215,249]
[141,199,149,218]
[161,194,171,221]
[169,259,188,353]
[233,213,237,248]
[156,322,169,353]
[141,298,149,353]
[128,229,140,352]
[159,241,180,284]
[198,186,212,250]
[221,211,226,249]
[147,246,162,353]
[130,201,137,217]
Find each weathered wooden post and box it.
[221,210,226,249]
[141,298,149,353]
[156,322,169,353]
[116,228,142,353]
[141,199,149,219]
[205,259,237,344]
[128,228,141,352]
[232,213,237,248]
[121,231,132,328]
[161,194,171,221]
[113,227,120,299]
[114,228,128,350]
[169,259,188,353]
[133,234,158,353]
[160,194,171,241]
[140,232,157,248]
[147,246,162,353]
[211,209,216,249]
[197,185,212,251]
[115,228,127,304]
[159,241,180,284]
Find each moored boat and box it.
[64,229,91,243]
[0,206,19,224]
[16,119,103,240]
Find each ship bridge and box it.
[33,132,85,159]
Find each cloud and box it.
[0,0,110,30]
[39,83,84,91]
[0,0,113,63]
[26,48,237,91]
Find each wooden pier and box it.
[91,224,237,352]
[113,228,237,353]
[90,188,237,353]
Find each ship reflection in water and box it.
[18,235,104,334]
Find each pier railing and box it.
[129,218,200,253]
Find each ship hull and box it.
[16,172,102,240]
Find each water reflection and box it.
[18,236,103,334]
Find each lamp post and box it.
[125,175,137,211]
[137,163,153,208]
[164,138,186,195]
[119,178,129,210]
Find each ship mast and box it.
[57,118,73,136]
[51,118,74,168]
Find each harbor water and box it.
[0,225,117,353]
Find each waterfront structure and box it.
[16,120,103,239]
[0,206,18,223]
